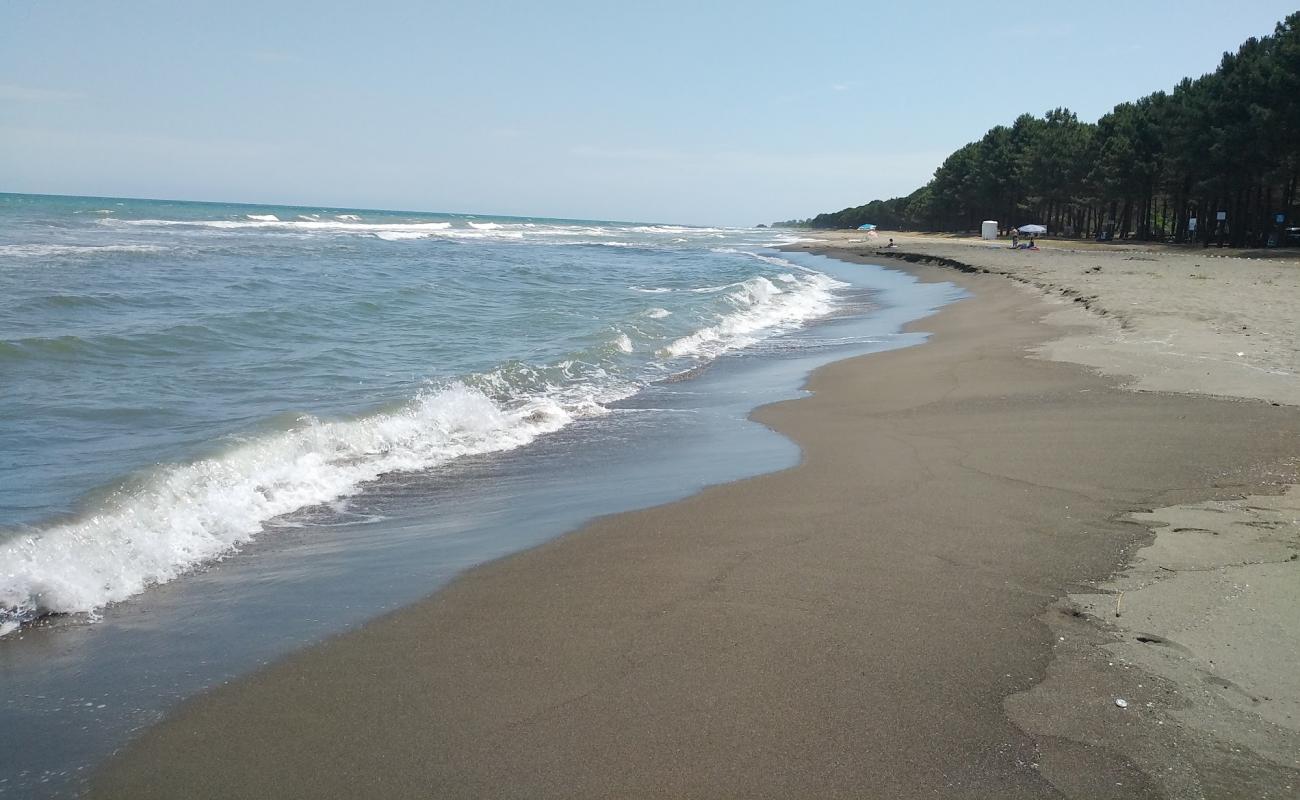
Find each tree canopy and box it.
[779,12,1300,246]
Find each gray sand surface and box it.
[799,236,1300,797]
[90,257,1298,799]
[806,233,1299,405]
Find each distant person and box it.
[1011,232,1020,248]
[1027,238,1038,250]
[887,238,897,248]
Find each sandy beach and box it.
[89,241,1299,799]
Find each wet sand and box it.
[90,255,1299,798]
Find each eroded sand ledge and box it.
[90,244,1298,799]
[806,232,1298,407]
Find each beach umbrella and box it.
[1017,224,1047,234]
[857,223,876,230]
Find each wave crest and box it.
[662,271,843,359]
[0,382,576,631]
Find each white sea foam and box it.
[526,226,616,237]
[372,231,436,241]
[0,211,843,633]
[459,230,524,239]
[711,247,808,270]
[0,244,169,258]
[0,381,602,631]
[102,219,522,242]
[662,272,844,360]
[91,218,778,249]
[628,225,728,234]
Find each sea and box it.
[0,193,963,796]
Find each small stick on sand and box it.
[1115,591,1124,618]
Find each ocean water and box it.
[0,194,839,632]
[0,193,964,796]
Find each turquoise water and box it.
[0,193,839,631]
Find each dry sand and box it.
[89,243,1299,799]
[808,232,1298,406]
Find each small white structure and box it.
[981,220,998,240]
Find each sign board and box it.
[1216,211,1227,221]
[1277,213,1286,224]
[1188,218,1197,232]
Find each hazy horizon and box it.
[0,189,695,227]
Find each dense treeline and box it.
[778,13,1300,246]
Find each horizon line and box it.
[0,190,710,230]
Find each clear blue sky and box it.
[2,1,1295,225]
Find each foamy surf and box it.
[0,244,169,258]
[663,272,845,359]
[94,217,777,247]
[0,382,583,631]
[2,199,850,636]
[372,230,444,241]
[0,264,843,632]
[98,218,547,243]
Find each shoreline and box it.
[1,251,947,796]
[90,249,1298,798]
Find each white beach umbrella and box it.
[1017,224,1047,234]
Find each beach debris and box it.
[1115,591,1124,617]
[1115,698,1129,708]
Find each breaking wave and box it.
[663,270,844,359]
[0,210,849,635]
[0,382,585,631]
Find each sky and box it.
[1,1,1296,226]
